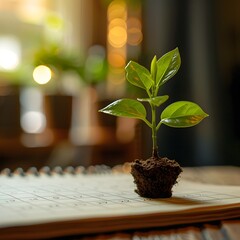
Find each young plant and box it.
[99,48,209,159]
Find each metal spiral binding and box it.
[0,165,112,176]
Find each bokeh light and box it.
[107,51,125,68]
[108,18,127,48]
[108,25,127,48]
[21,111,46,133]
[107,0,127,21]
[0,36,21,71]
[127,17,142,46]
[107,0,127,94]
[33,65,52,85]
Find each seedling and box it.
[99,48,209,198]
[99,48,209,158]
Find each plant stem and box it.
[151,103,159,158]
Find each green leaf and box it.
[160,101,209,128]
[99,98,147,120]
[156,47,181,87]
[137,95,169,107]
[150,55,157,82]
[125,61,153,90]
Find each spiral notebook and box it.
[0,166,240,240]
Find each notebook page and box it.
[0,173,240,229]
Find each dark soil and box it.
[131,157,182,198]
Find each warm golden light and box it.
[128,17,141,29]
[107,0,133,95]
[106,0,143,95]
[108,18,127,48]
[108,52,126,68]
[109,18,126,29]
[108,26,127,48]
[107,0,127,21]
[33,65,52,85]
[128,28,143,46]
[127,17,143,46]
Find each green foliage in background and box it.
[34,46,84,76]
[34,45,108,86]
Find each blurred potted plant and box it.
[33,45,84,139]
[0,66,34,138]
[34,45,84,91]
[33,44,110,137]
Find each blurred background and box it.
[0,0,239,170]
